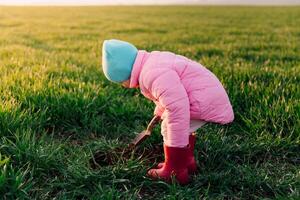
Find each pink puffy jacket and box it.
[129,50,234,138]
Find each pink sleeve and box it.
[143,68,190,146]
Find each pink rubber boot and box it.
[147,145,190,185]
[156,134,198,174]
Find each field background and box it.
[0,6,299,199]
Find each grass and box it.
[0,6,299,199]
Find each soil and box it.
[89,145,163,169]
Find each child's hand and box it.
[154,103,165,117]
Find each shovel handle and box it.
[128,116,161,150]
[146,115,161,132]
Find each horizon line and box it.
[1,3,300,6]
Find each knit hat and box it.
[102,39,138,83]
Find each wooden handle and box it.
[129,116,161,149]
[146,115,161,132]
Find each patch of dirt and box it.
[89,145,163,169]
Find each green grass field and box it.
[0,6,299,199]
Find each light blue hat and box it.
[102,39,138,83]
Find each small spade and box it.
[128,115,161,150]
[90,116,161,168]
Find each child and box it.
[102,39,234,185]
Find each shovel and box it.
[128,115,161,150]
[90,116,161,168]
